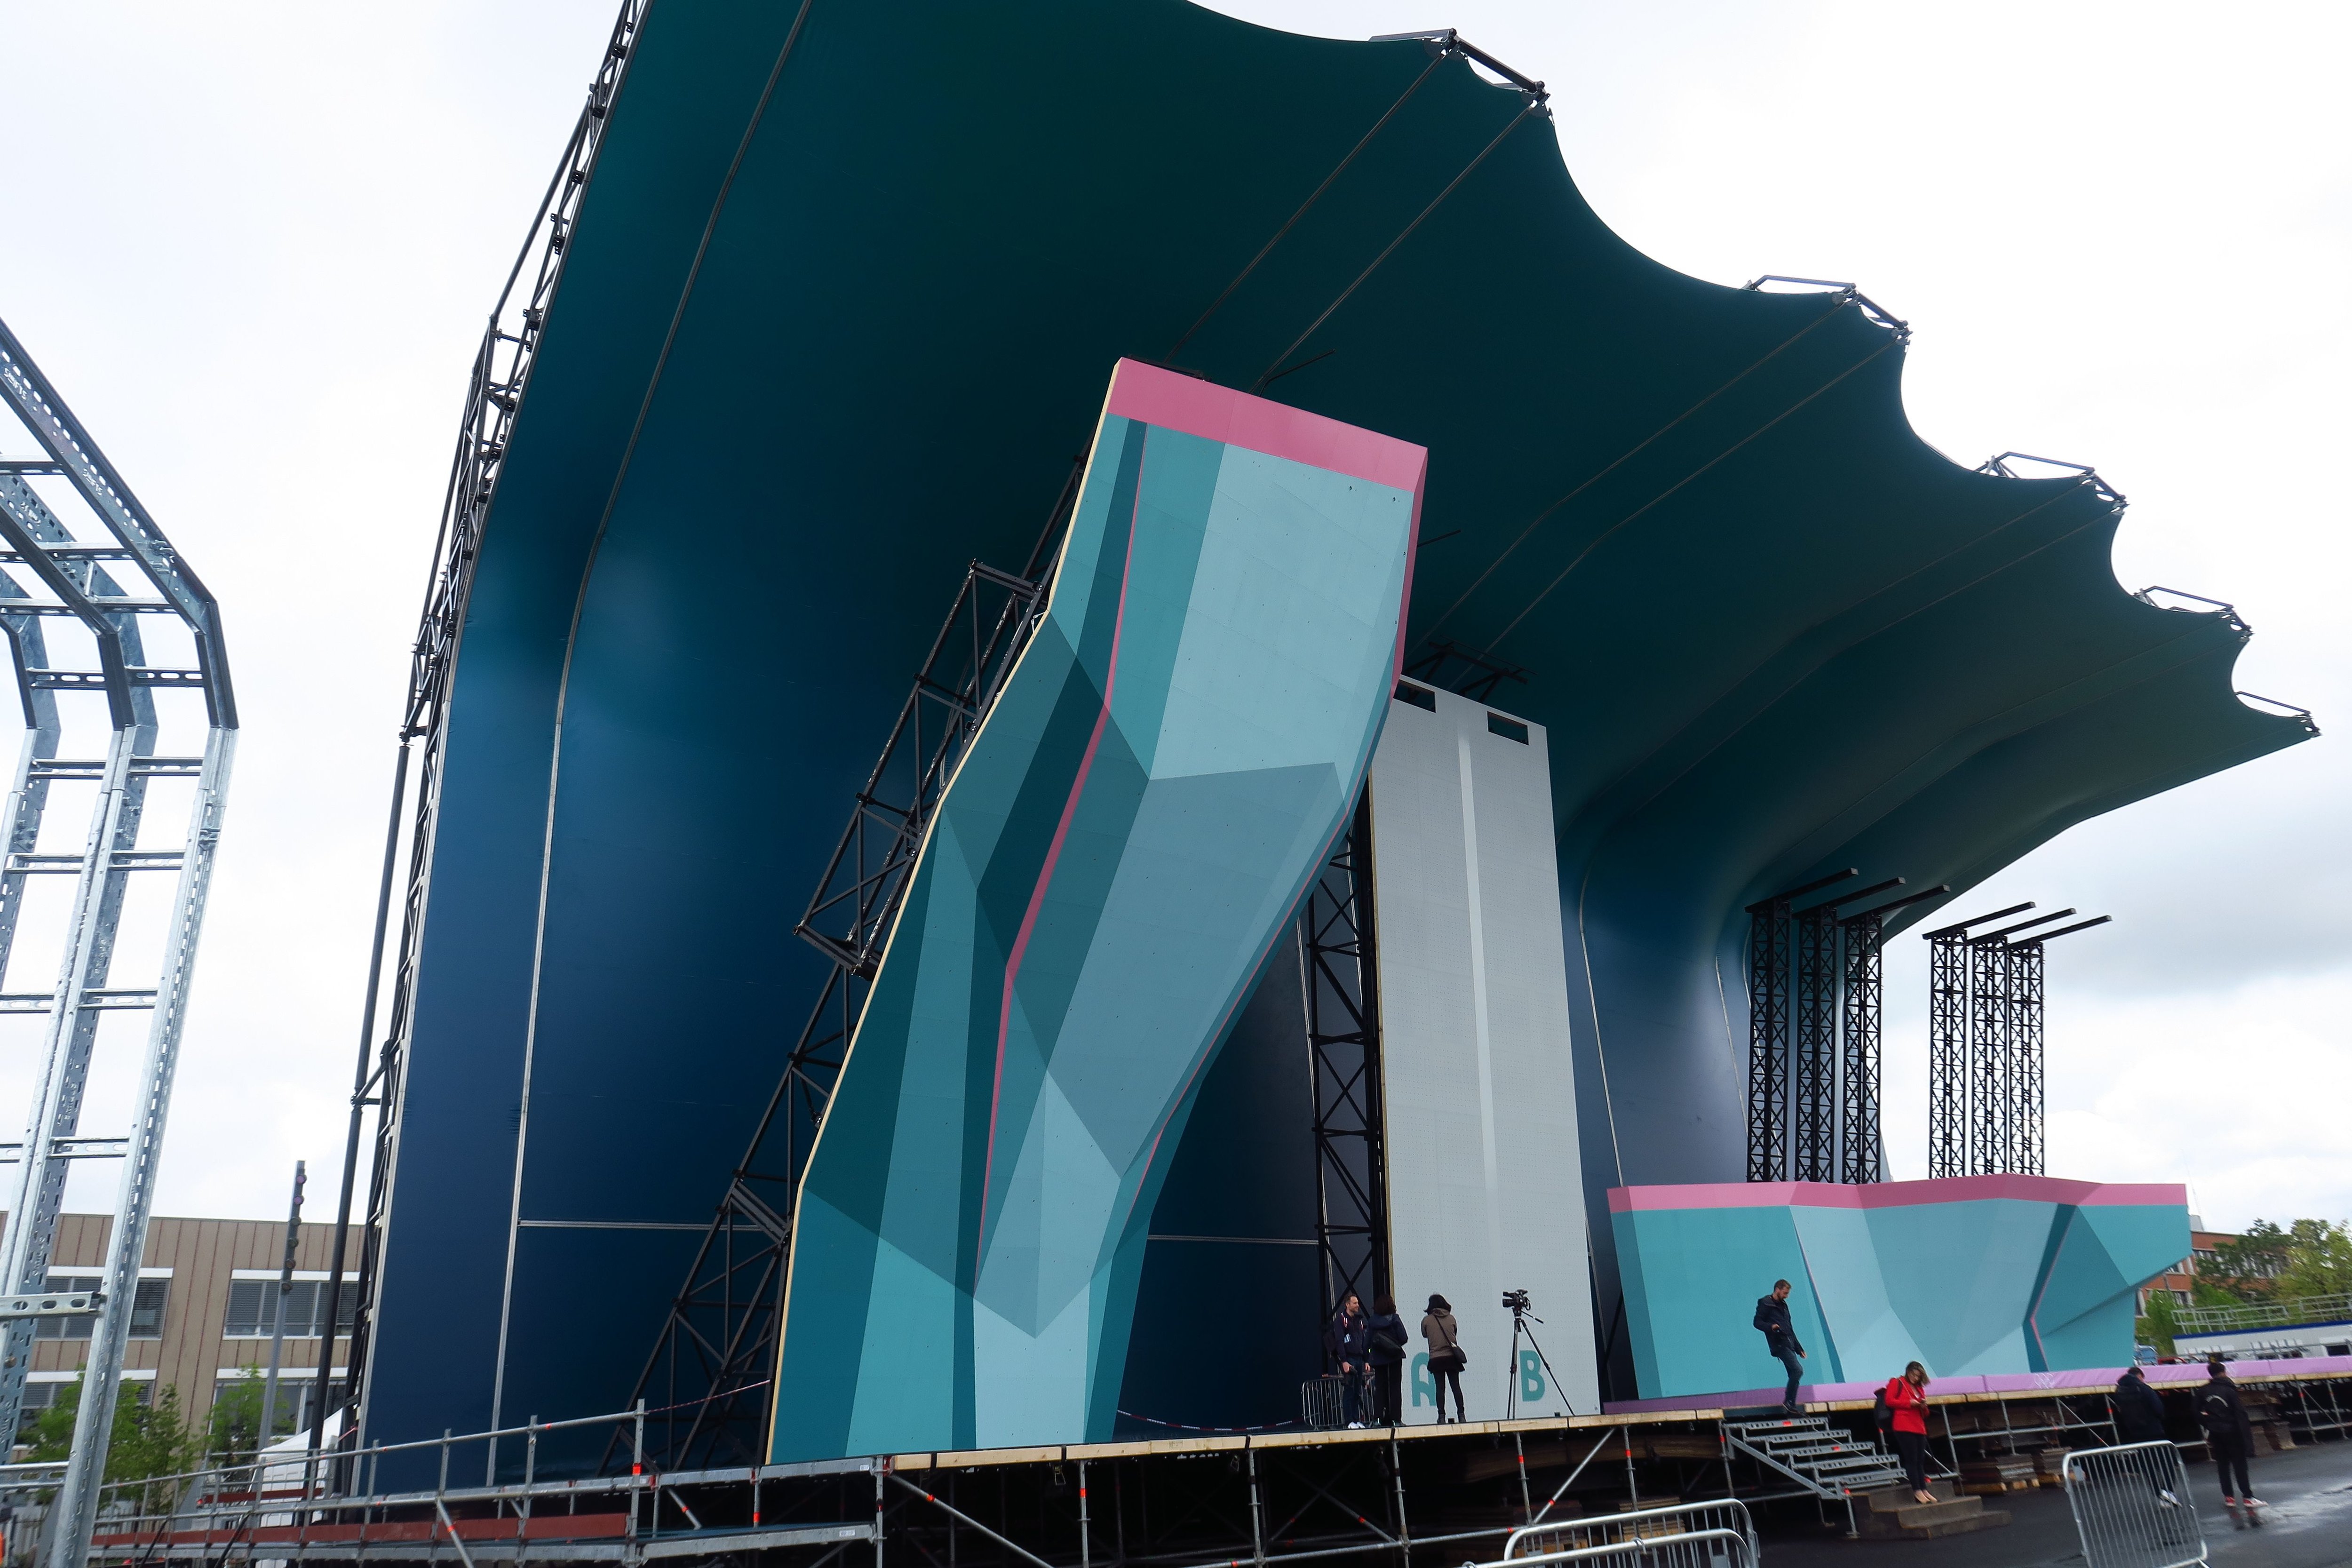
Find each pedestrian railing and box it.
[1501,1498,1756,1566]
[1481,1526,1754,1568]
[2062,1441,2207,1568]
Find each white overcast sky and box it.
[0,1,2343,1232]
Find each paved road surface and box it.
[1755,1438,2352,1568]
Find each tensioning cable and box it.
[1162,53,1444,366]
[1479,334,1905,655]
[1253,98,1542,392]
[1421,296,1856,645]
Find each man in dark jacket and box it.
[2112,1367,2179,1505]
[1753,1280,1805,1414]
[1324,1293,1371,1428]
[2199,1359,2264,1515]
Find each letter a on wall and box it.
[772,360,1423,1459]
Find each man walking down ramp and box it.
[1754,1279,1806,1414]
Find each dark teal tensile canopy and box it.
[362,0,2312,1454]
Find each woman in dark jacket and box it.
[1366,1296,1408,1425]
[1422,1294,1465,1423]
[2199,1359,2264,1515]
[1324,1292,1370,1427]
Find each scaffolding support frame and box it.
[0,315,237,1568]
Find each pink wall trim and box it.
[1605,1175,2187,1214]
[1104,358,1427,496]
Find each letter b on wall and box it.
[1520,1350,1546,1406]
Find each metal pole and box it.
[1513,1432,1531,1523]
[1388,1433,1410,1562]
[259,1161,307,1451]
[1246,1446,1265,1568]
[314,742,411,1463]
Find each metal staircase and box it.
[1724,1414,1907,1500]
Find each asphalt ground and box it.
[1753,1437,2352,1568]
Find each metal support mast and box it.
[1744,870,1853,1182]
[1828,885,1947,1186]
[1303,788,1389,1339]
[1920,903,2029,1179]
[0,316,236,1568]
[1790,906,1837,1183]
[2001,915,2111,1180]
[2006,943,2045,1178]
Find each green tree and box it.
[2278,1218,2352,1301]
[24,1375,197,1490]
[2204,1221,2293,1297]
[2136,1289,2181,1358]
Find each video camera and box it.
[1502,1288,1532,1314]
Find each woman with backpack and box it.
[1881,1361,1934,1504]
[1422,1294,1466,1423]
[2199,1358,2265,1517]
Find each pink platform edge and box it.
[1104,358,1427,496]
[1602,1354,2352,1415]
[1606,1174,2188,1212]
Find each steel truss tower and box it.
[1921,904,2106,1178]
[1791,905,1838,1182]
[2007,940,2046,1178]
[1747,875,1942,1183]
[0,317,236,1568]
[1967,936,2012,1175]
[1302,788,1389,1346]
[1837,908,1885,1185]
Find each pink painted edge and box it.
[1600,1355,2352,1415]
[1605,1176,2188,1213]
[1104,358,1428,498]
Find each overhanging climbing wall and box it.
[771,359,1423,1459]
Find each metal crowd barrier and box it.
[2061,1441,2207,1568]
[1483,1528,1754,1568]
[1500,1498,1757,1568]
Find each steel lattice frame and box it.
[1837,911,1884,1184]
[328,0,652,1456]
[1743,899,1791,1182]
[1926,932,1968,1180]
[1967,939,2011,1176]
[2007,942,2046,1177]
[1790,906,1837,1182]
[0,318,236,1568]
[1303,788,1390,1347]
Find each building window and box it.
[18,1378,150,1433]
[32,1276,167,1340]
[223,1279,356,1339]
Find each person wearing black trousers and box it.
[2199,1359,2265,1519]
[1366,1295,1408,1426]
[1324,1292,1371,1428]
[2112,1366,2181,1507]
[1422,1294,1466,1423]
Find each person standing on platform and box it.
[2198,1358,2265,1518]
[1753,1279,1806,1414]
[2112,1366,2180,1507]
[1423,1294,1467,1423]
[1883,1362,1934,1504]
[1367,1295,1408,1425]
[1325,1292,1370,1428]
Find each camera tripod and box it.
[1504,1299,1569,1420]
